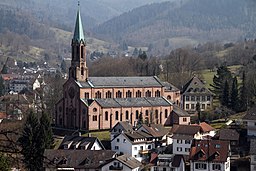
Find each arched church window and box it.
[167,95,171,100]
[145,90,151,97]
[95,91,101,98]
[76,46,80,59]
[81,46,84,59]
[136,90,142,97]
[155,90,161,97]
[81,67,84,75]
[106,91,112,98]
[126,90,132,98]
[116,91,122,98]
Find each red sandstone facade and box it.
[55,8,182,131]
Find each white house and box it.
[110,121,133,140]
[243,106,256,137]
[111,131,155,162]
[190,140,230,171]
[170,123,215,157]
[150,154,185,171]
[102,154,141,171]
[137,124,169,147]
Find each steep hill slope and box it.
[94,0,256,49]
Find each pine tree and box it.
[60,60,67,73]
[18,111,54,171]
[18,111,42,170]
[230,76,239,111]
[222,80,230,107]
[239,71,247,111]
[0,76,4,96]
[210,65,232,102]
[196,101,201,123]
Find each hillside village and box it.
[0,2,256,171]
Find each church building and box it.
[55,8,182,131]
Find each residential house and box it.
[111,130,155,162]
[150,154,185,171]
[190,139,230,171]
[137,123,169,147]
[58,135,105,150]
[181,76,213,113]
[170,123,215,157]
[110,121,133,140]
[216,128,239,154]
[250,138,256,171]
[43,149,116,171]
[171,105,191,125]
[243,106,256,137]
[101,154,141,171]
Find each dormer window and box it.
[215,144,221,148]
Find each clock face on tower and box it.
[68,87,75,99]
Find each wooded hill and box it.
[94,0,256,50]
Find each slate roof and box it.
[190,140,229,162]
[172,105,190,117]
[44,149,116,169]
[110,121,133,132]
[94,97,171,108]
[77,76,163,88]
[116,154,141,169]
[243,106,256,120]
[250,139,256,155]
[58,135,105,150]
[139,124,169,137]
[219,129,239,141]
[162,82,180,92]
[182,76,212,95]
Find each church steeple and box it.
[69,2,88,81]
[73,7,85,42]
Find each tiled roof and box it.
[243,106,256,120]
[199,122,215,132]
[219,129,239,141]
[95,97,171,108]
[79,76,164,88]
[116,154,141,169]
[171,124,201,135]
[0,112,6,119]
[44,149,116,169]
[172,134,194,140]
[139,124,169,137]
[162,82,180,92]
[190,140,229,162]
[110,121,133,132]
[182,76,213,95]
[58,135,105,150]
[172,155,184,167]
[172,105,190,117]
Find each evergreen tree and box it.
[18,111,42,171]
[138,51,147,61]
[0,76,4,96]
[0,153,10,171]
[196,101,201,123]
[132,48,139,56]
[18,111,54,171]
[230,76,239,111]
[210,65,232,102]
[239,71,247,111]
[222,80,230,107]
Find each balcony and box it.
[109,165,123,170]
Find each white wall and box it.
[173,139,192,156]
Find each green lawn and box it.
[83,130,110,141]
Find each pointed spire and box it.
[73,1,85,42]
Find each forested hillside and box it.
[94,0,256,51]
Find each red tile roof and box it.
[190,139,229,162]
